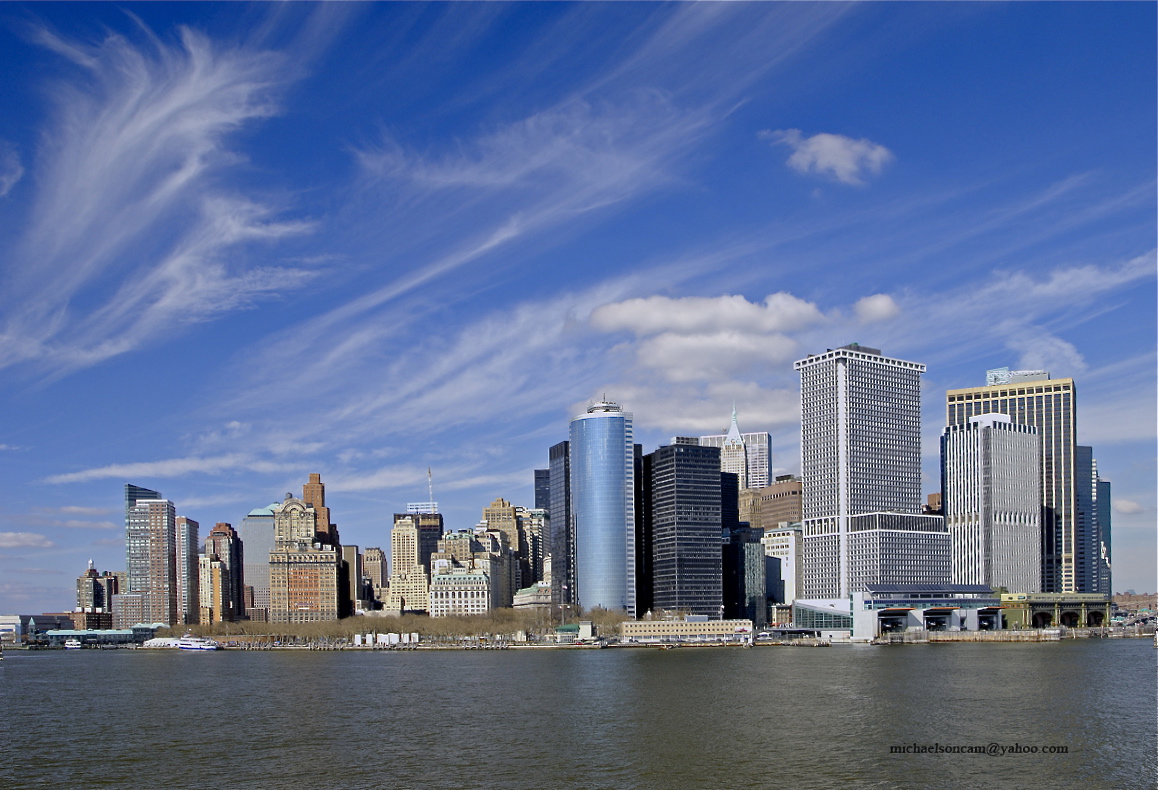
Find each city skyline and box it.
[0,3,1154,613]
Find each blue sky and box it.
[1,3,1154,613]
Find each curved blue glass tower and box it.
[569,401,635,615]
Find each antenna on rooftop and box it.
[428,467,434,506]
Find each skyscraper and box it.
[941,414,1042,591]
[385,511,444,614]
[1096,478,1112,594]
[643,443,723,617]
[795,344,949,599]
[124,484,177,626]
[175,516,200,625]
[534,469,551,510]
[569,401,635,615]
[946,370,1078,592]
[201,522,244,622]
[76,560,119,611]
[1075,447,1112,595]
[237,504,278,615]
[548,440,573,605]
[363,547,388,604]
[699,407,771,490]
[268,474,343,623]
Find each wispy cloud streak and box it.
[0,23,314,377]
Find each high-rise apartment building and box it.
[941,414,1041,592]
[76,560,120,611]
[795,344,949,599]
[548,441,573,605]
[699,408,771,490]
[201,522,245,622]
[569,401,635,615]
[268,475,343,623]
[124,484,178,626]
[642,443,724,617]
[174,516,200,625]
[946,370,1078,592]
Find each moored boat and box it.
[177,634,221,651]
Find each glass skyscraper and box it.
[548,441,573,605]
[569,401,635,615]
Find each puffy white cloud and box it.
[590,292,824,336]
[0,532,55,549]
[761,128,893,185]
[854,293,900,323]
[1114,499,1144,515]
[636,331,799,382]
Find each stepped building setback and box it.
[795,344,949,599]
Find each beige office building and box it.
[740,475,803,531]
[385,512,443,614]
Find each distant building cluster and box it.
[23,343,1115,644]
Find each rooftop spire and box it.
[725,404,743,445]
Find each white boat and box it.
[177,635,221,651]
[64,639,83,649]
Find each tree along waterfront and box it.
[160,606,629,644]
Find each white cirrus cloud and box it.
[43,453,301,484]
[590,292,824,336]
[0,140,23,197]
[1114,499,1144,515]
[854,293,900,323]
[760,128,893,185]
[0,532,55,549]
[1006,330,1087,376]
[0,24,314,378]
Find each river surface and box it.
[2,639,1154,790]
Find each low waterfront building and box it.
[44,626,159,647]
[620,616,754,644]
[792,599,853,639]
[513,581,552,608]
[999,592,1112,628]
[851,584,1003,640]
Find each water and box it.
[2,640,1154,790]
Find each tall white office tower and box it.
[941,414,1042,592]
[699,407,771,490]
[795,344,949,599]
[946,370,1078,592]
[569,401,635,616]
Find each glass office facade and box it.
[569,403,635,615]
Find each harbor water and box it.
[2,639,1154,789]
